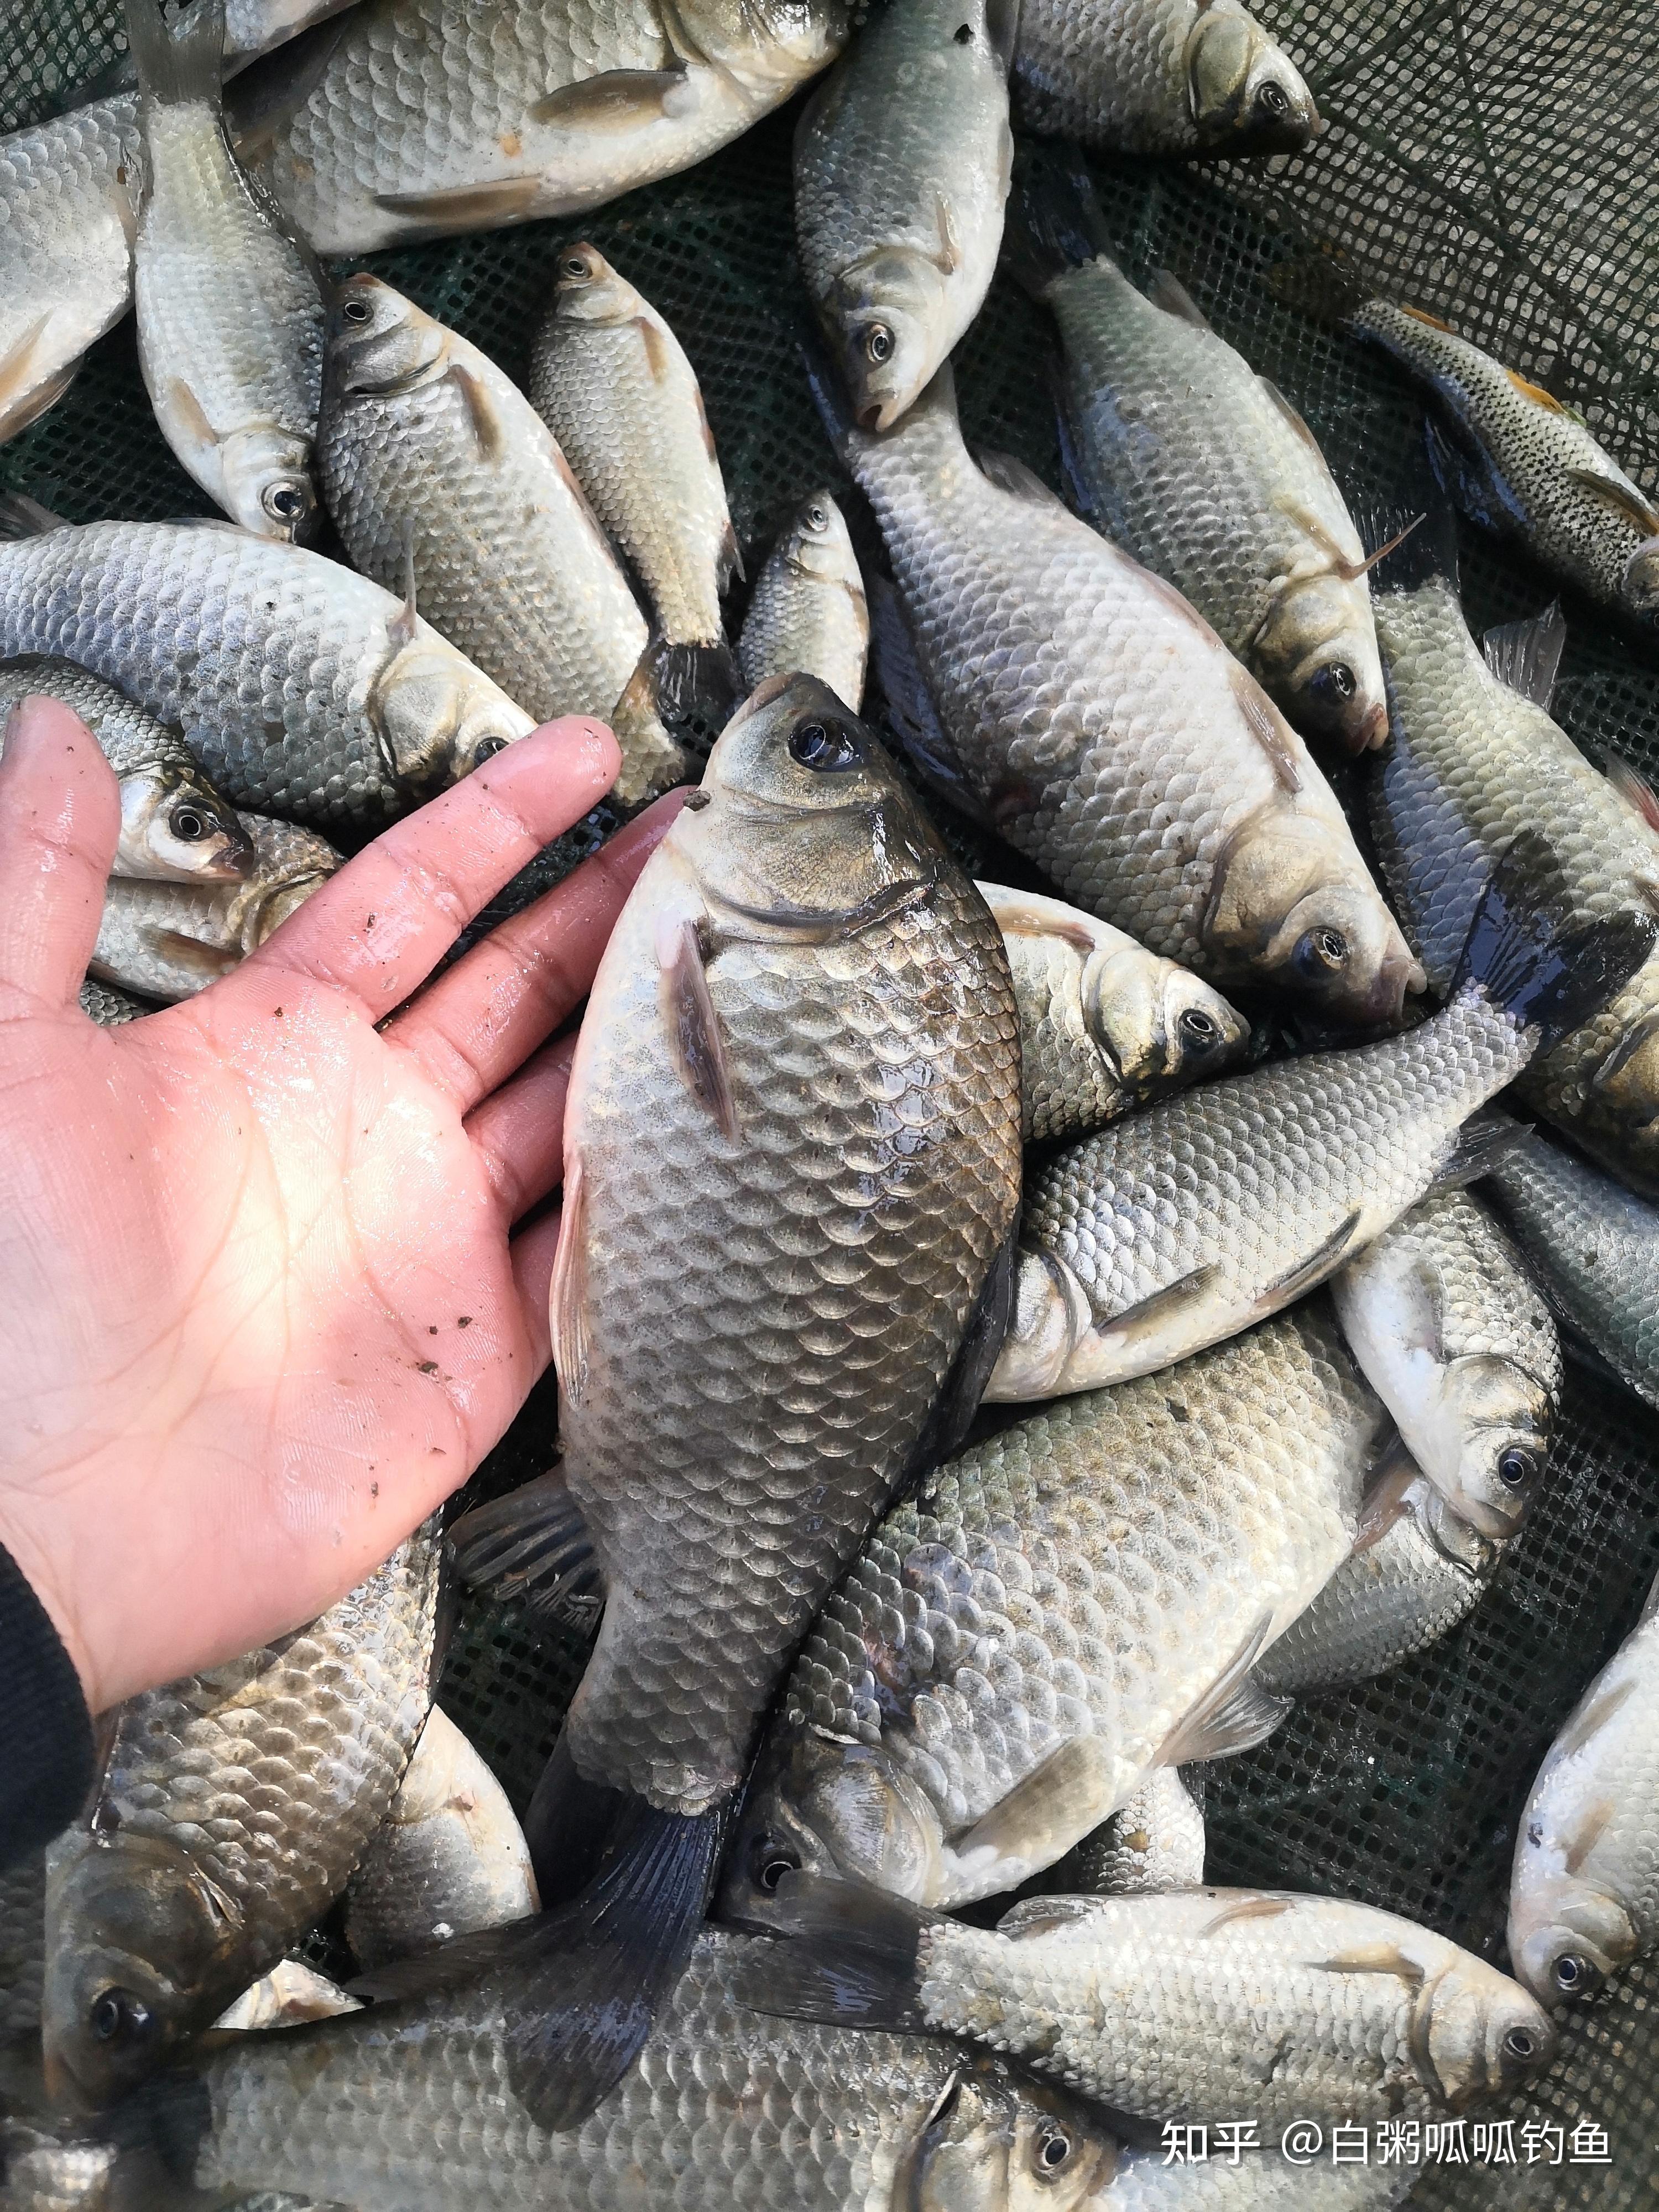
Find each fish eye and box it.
[864,323,895,366]
[90,1987,154,2045]
[1503,2026,1538,2060]
[1037,2124,1073,2172]
[789,718,863,771]
[263,482,307,523]
[1293,925,1349,977]
[1554,1953,1593,1995]
[953,20,973,39]
[805,503,829,531]
[1497,1447,1536,1490]
[1256,79,1290,118]
[562,254,591,280]
[750,1836,801,1895]
[472,735,510,766]
[341,296,373,326]
[1312,661,1357,703]
[169,805,209,842]
[1178,1008,1220,1046]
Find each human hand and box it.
[0,696,682,1716]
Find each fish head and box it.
[1082,943,1250,1100]
[549,242,642,330]
[1432,1356,1554,1537]
[825,251,949,432]
[42,1829,244,2108]
[905,2064,1120,2212]
[1510,1876,1635,2008]
[217,424,321,546]
[684,674,940,934]
[721,1730,948,1920]
[1253,575,1389,753]
[1206,805,1425,1025]
[324,272,448,401]
[1422,1962,1556,2108]
[673,0,853,90]
[1619,535,1659,620]
[223,818,341,953]
[781,488,860,586]
[116,765,257,885]
[1184,0,1321,153]
[368,633,535,796]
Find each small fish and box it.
[233,0,852,257]
[90,810,340,1000]
[737,490,868,712]
[41,1520,441,2107]
[1008,154,1388,753]
[529,243,740,732]
[343,1705,539,1973]
[1365,509,1659,1196]
[980,881,1250,1144]
[0,658,253,885]
[738,1876,1555,2127]
[1254,1465,1501,1695]
[127,0,326,540]
[987,849,1654,1400]
[1483,1128,1659,1411]
[794,0,1015,431]
[724,1303,1381,1913]
[0,505,534,831]
[834,362,1419,1026]
[1013,0,1321,158]
[1509,1569,1659,2007]
[1332,1187,1561,1538]
[1349,298,1659,623]
[1053,1767,1207,1898]
[210,1957,361,2031]
[318,272,681,806]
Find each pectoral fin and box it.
[547,1153,591,1406]
[375,178,548,227]
[657,912,739,1141]
[1259,378,1324,458]
[448,362,507,465]
[149,930,239,979]
[1092,1262,1221,1361]
[1564,465,1659,537]
[1260,1207,1363,1305]
[1156,1615,1289,1765]
[949,1735,1114,1872]
[1146,269,1213,332]
[529,65,696,128]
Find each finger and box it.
[387,786,685,1113]
[510,1204,562,1374]
[465,1032,576,1222]
[242,717,622,1020]
[0,696,121,1010]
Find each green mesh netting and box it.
[3,3,1658,2204]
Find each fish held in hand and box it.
[795,0,1015,433]
[981,881,1250,1144]
[318,271,680,805]
[724,1303,1380,1914]
[1013,0,1320,158]
[989,844,1655,1400]
[1008,153,1387,753]
[1509,1569,1659,2007]
[834,360,1418,1026]
[0,659,253,885]
[89,810,340,1000]
[737,489,868,712]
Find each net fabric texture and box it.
[3,3,1658,2203]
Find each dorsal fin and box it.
[1146,269,1213,333]
[1481,606,1566,711]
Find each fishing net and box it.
[3,1,1658,2203]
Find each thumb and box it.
[0,695,121,1010]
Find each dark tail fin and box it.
[1003,144,1118,299]
[124,0,226,106]
[723,1870,933,2032]
[1353,491,1457,597]
[648,638,742,750]
[1449,832,1657,1049]
[448,1469,603,1625]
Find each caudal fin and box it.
[724,1870,934,2033]
[1450,833,1657,1049]
[648,638,742,747]
[1003,145,1119,299]
[125,0,226,106]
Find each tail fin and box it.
[124,0,226,106]
[1003,145,1119,299]
[1353,490,1456,597]
[724,1870,933,2033]
[1449,833,1657,1048]
[648,638,742,748]
[448,1469,603,1625]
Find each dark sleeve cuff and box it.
[0,1541,94,1869]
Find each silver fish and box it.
[343,1705,538,1973]
[979,882,1250,1145]
[839,362,1420,1027]
[1012,0,1320,158]
[1366,520,1659,1196]
[794,0,1015,431]
[234,0,851,255]
[737,490,868,712]
[528,242,739,724]
[0,658,253,884]
[1009,156,1386,753]
[127,0,326,541]
[739,1880,1553,2127]
[1484,1129,1659,1411]
[1332,1188,1561,1538]
[1350,299,1659,623]
[41,1520,441,2108]
[1509,1571,1659,2007]
[0,509,535,831]
[726,1303,1381,1913]
[90,810,340,1000]
[1057,1767,1206,1898]
[317,272,680,806]
[988,862,1653,1401]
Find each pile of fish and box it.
[2,0,1659,2205]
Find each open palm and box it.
[0,697,679,1715]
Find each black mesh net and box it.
[3,1,1657,2203]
